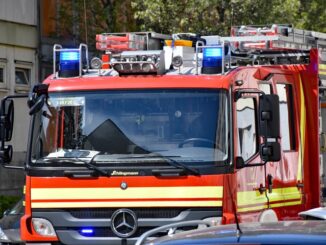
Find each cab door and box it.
[235,93,268,219]
[271,74,305,218]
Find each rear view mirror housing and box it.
[0,94,28,166]
[259,94,280,138]
[260,142,281,162]
[0,145,13,164]
[0,99,14,142]
[259,94,281,162]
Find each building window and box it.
[0,62,7,89]
[0,67,3,83]
[277,83,295,151]
[15,67,30,85]
[236,97,257,161]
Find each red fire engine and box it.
[0,24,325,245]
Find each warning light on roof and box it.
[202,46,223,74]
[59,51,80,77]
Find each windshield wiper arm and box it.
[118,153,200,176]
[40,154,110,177]
[148,153,200,176]
[80,153,110,177]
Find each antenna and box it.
[226,176,242,236]
[83,0,88,45]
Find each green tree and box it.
[131,0,325,35]
[55,0,137,47]
[297,0,326,33]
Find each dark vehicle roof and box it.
[148,221,326,245]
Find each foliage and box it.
[131,0,325,35]
[55,0,325,42]
[56,0,137,47]
[0,195,20,218]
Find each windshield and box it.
[30,89,229,172]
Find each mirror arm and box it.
[1,164,24,170]
[234,89,264,102]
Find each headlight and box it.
[32,218,56,236]
[0,227,9,242]
[198,217,222,229]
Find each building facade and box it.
[0,0,38,196]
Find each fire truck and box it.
[0,24,325,245]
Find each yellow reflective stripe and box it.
[31,186,223,200]
[238,199,302,213]
[298,75,306,181]
[31,200,222,208]
[237,190,267,206]
[281,187,301,200]
[320,71,326,75]
[238,187,301,207]
[237,204,267,212]
[270,200,302,208]
[319,64,326,70]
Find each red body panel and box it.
[21,50,320,241]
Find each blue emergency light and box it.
[58,50,80,77]
[202,46,223,74]
[81,228,94,236]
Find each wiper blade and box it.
[80,154,110,177]
[40,154,110,177]
[118,154,200,176]
[161,155,200,176]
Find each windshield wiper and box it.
[120,154,200,176]
[40,154,110,177]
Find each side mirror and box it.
[259,94,281,162]
[259,94,280,138]
[0,99,14,142]
[0,94,28,167]
[260,142,281,162]
[0,145,13,164]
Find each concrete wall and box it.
[0,0,38,196]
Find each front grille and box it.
[66,207,188,219]
[73,226,197,238]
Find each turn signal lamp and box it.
[202,46,223,74]
[59,51,80,77]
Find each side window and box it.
[276,83,295,151]
[236,97,257,161]
[259,83,272,94]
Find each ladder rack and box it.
[230,24,326,51]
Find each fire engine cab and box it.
[0,24,325,245]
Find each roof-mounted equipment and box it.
[111,50,165,75]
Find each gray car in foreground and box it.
[137,220,326,245]
[0,199,24,245]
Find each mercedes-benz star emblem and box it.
[111,209,137,238]
[121,181,128,190]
